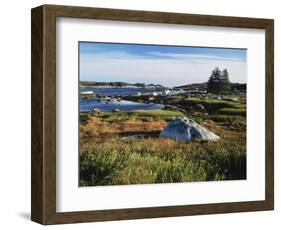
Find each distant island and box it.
[80,81,167,89]
[80,80,246,93]
[174,82,246,93]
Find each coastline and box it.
[80,85,168,90]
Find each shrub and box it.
[79,147,129,186]
[79,113,89,124]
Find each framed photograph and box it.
[31,4,274,225]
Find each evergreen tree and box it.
[221,69,231,92]
[207,67,231,93]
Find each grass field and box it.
[80,137,246,186]
[79,102,246,186]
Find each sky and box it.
[79,42,247,87]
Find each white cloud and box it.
[80,52,246,87]
[147,52,244,62]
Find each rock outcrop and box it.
[160,116,220,142]
[92,108,101,113]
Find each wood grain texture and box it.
[265,20,274,210]
[31,6,44,224]
[31,4,274,225]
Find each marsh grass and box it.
[209,115,246,127]
[96,110,184,122]
[80,137,246,186]
[79,108,246,186]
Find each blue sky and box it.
[79,42,246,87]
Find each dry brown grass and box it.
[80,116,166,136]
[80,113,246,151]
[79,111,246,185]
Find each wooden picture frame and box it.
[31,4,274,225]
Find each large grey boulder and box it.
[160,116,220,142]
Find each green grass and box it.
[80,138,246,186]
[183,97,202,104]
[183,98,239,107]
[122,94,246,116]
[177,97,246,114]
[217,108,246,116]
[96,110,184,122]
[79,96,247,186]
[209,115,246,127]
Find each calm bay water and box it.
[80,88,164,112]
[80,87,162,96]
